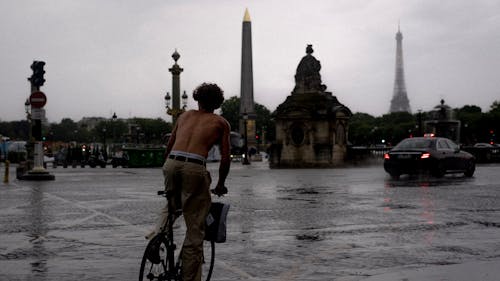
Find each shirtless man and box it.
[154,83,230,281]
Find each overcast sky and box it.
[1,0,500,122]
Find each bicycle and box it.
[139,190,217,281]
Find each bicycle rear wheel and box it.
[174,225,215,281]
[201,240,215,281]
[139,235,171,281]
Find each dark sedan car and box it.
[384,136,475,179]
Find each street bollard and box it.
[3,160,9,183]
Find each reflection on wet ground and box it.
[0,163,499,280]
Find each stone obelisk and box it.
[239,8,256,150]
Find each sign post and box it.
[29,91,47,109]
[19,61,54,181]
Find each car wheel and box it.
[464,161,475,177]
[389,171,400,180]
[486,152,492,161]
[432,161,445,178]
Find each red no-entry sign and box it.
[29,91,47,108]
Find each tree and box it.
[220,96,240,131]
[456,105,482,115]
[0,120,30,140]
[220,96,275,142]
[484,101,500,144]
[490,100,500,113]
[93,119,129,144]
[455,105,482,145]
[373,112,414,145]
[349,112,415,146]
[49,118,79,142]
[348,113,376,145]
[126,118,171,144]
[255,103,275,142]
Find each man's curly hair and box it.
[192,83,224,111]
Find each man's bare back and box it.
[166,109,231,160]
[153,83,229,281]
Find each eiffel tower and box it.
[389,25,411,113]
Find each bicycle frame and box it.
[140,190,215,281]
[166,210,179,278]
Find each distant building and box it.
[389,25,411,113]
[78,117,106,130]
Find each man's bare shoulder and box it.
[198,111,229,125]
[213,114,229,124]
[179,110,229,128]
[212,114,230,130]
[180,110,198,118]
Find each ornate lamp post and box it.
[417,109,423,137]
[165,49,187,124]
[102,128,107,146]
[24,98,31,119]
[112,112,117,143]
[242,112,250,165]
[24,99,32,141]
[24,99,33,169]
[136,126,141,144]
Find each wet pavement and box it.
[1,161,500,280]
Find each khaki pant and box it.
[156,158,211,281]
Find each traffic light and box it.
[255,134,260,144]
[29,61,46,87]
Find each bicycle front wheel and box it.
[139,235,170,281]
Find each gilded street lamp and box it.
[165,49,187,124]
[24,98,33,168]
[165,90,188,120]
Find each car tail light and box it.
[420,152,430,159]
[384,153,390,160]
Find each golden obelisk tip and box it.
[243,8,251,22]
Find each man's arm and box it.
[214,120,231,196]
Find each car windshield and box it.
[394,138,433,150]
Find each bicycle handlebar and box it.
[211,186,228,197]
[157,186,228,197]
[157,190,174,199]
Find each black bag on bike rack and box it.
[204,202,230,243]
